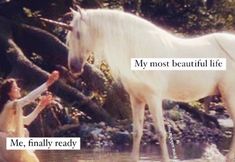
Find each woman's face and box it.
[8,81,21,100]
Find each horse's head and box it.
[40,7,97,75]
[66,7,93,75]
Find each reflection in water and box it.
[37,150,139,162]
[36,142,228,162]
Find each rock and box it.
[209,110,216,116]
[98,121,106,128]
[176,121,186,131]
[77,124,94,138]
[209,104,225,112]
[112,131,131,146]
[56,105,227,149]
[90,128,103,139]
[167,119,181,133]
[166,109,182,121]
[224,131,233,138]
[218,118,234,129]
[182,115,196,124]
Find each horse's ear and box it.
[69,7,77,17]
[76,5,83,13]
[70,6,87,22]
[70,7,77,16]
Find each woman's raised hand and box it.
[46,70,60,87]
[38,92,53,108]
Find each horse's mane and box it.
[86,9,171,36]
[85,9,176,56]
[73,9,176,80]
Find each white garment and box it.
[0,83,47,134]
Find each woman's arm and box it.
[16,83,48,108]
[23,94,53,126]
[16,71,59,108]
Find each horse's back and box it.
[212,33,235,61]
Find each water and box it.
[36,148,159,162]
[36,142,228,162]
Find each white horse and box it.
[59,7,235,162]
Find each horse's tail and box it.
[213,33,235,62]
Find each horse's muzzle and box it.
[69,58,84,74]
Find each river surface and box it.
[36,141,230,162]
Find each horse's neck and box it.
[87,10,179,79]
[90,12,175,57]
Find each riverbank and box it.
[54,102,232,156]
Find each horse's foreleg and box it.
[147,96,170,162]
[130,96,145,162]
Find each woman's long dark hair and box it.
[0,78,15,113]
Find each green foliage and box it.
[1,0,234,36]
[74,0,235,35]
[140,0,235,35]
[189,101,204,111]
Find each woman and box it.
[0,71,59,162]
